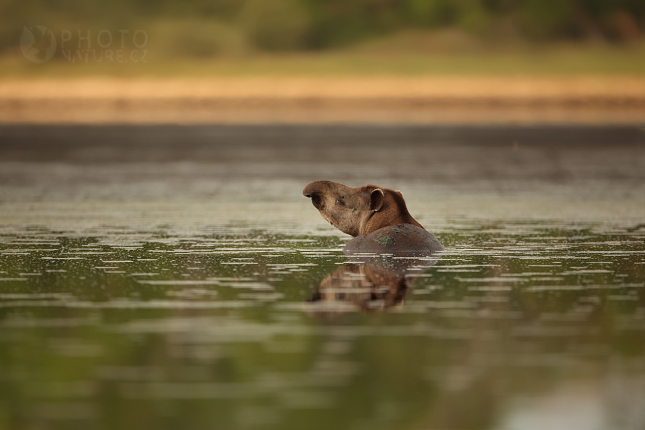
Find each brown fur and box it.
[302,180,424,237]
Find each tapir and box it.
[303,180,444,254]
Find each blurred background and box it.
[1,0,643,65]
[0,0,643,123]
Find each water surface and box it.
[0,125,644,430]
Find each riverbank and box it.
[1,75,643,124]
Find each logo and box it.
[18,26,149,65]
[20,25,56,64]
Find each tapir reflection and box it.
[309,254,441,312]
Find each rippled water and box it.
[0,125,644,430]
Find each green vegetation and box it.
[1,35,642,77]
[1,0,642,53]
[0,0,642,77]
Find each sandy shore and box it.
[1,76,643,124]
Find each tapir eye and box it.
[336,198,345,206]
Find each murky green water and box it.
[0,125,644,430]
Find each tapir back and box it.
[343,223,444,255]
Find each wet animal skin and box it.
[303,180,444,254]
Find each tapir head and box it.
[302,180,423,237]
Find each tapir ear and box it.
[369,189,384,212]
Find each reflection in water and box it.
[310,254,441,312]
[1,126,644,430]
[1,220,644,430]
